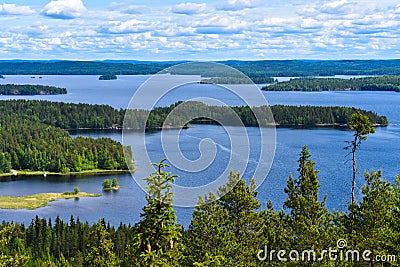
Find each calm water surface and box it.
[0,75,399,227]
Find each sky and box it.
[1,0,400,60]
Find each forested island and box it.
[0,84,67,95]
[262,76,400,92]
[125,101,388,129]
[0,75,4,79]
[99,74,117,80]
[200,76,277,84]
[2,59,400,76]
[0,100,388,132]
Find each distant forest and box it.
[0,100,388,131]
[0,84,67,95]
[2,59,400,76]
[262,76,400,92]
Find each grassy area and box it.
[0,192,101,210]
[0,169,131,178]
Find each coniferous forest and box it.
[262,76,400,92]
[0,100,388,131]
[1,145,399,266]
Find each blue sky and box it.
[1,0,400,60]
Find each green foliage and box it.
[0,84,67,95]
[112,178,119,188]
[0,152,11,174]
[0,100,124,129]
[0,117,131,172]
[185,171,264,266]
[74,187,80,194]
[262,76,400,92]
[102,179,112,190]
[133,159,182,266]
[348,170,397,265]
[84,220,118,266]
[283,146,336,264]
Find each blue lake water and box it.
[0,75,399,227]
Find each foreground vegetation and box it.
[0,84,67,95]
[262,76,400,92]
[0,148,399,266]
[0,192,100,210]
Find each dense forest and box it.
[0,146,399,266]
[0,84,67,95]
[0,100,123,129]
[0,117,132,174]
[99,74,117,80]
[2,59,400,76]
[125,101,388,129]
[262,76,400,92]
[0,100,387,132]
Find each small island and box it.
[0,84,67,95]
[99,74,117,80]
[0,190,101,210]
[0,74,4,79]
[102,178,121,191]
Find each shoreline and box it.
[0,169,132,179]
[0,192,101,210]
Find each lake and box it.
[0,75,399,227]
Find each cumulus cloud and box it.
[319,0,352,14]
[172,2,207,15]
[0,4,35,15]
[216,0,257,11]
[41,0,87,19]
[100,19,154,34]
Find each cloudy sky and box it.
[1,0,400,60]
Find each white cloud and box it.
[0,4,35,15]
[216,0,257,11]
[100,19,154,34]
[41,0,87,19]
[172,2,207,15]
[319,0,352,14]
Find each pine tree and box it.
[345,112,375,205]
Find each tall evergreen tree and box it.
[133,159,182,267]
[283,146,335,262]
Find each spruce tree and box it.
[133,159,182,267]
[283,146,334,260]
